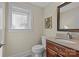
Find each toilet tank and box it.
[41,36,46,49]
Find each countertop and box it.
[47,37,79,51]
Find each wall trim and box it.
[8,50,32,57]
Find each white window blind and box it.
[9,6,32,30]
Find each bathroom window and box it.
[9,6,32,30]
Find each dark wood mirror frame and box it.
[57,2,79,32]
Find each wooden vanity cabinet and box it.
[46,40,79,57]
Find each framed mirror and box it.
[57,2,79,32]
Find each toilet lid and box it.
[32,45,44,50]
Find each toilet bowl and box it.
[32,45,44,57]
[32,36,46,57]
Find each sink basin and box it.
[56,39,76,44]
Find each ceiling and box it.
[30,2,52,8]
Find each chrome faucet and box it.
[66,32,72,39]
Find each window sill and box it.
[8,28,32,32]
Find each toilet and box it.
[32,36,46,57]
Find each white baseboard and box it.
[9,50,32,57]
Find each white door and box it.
[0,3,5,57]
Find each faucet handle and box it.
[66,32,72,39]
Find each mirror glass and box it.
[60,2,79,29]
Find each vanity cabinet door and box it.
[55,44,77,57]
[46,48,58,57]
[46,40,59,51]
[65,48,77,57]
[46,40,63,57]
[46,40,58,57]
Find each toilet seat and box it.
[32,45,44,50]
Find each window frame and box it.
[8,5,32,31]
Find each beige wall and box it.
[4,2,43,56]
[43,3,62,37]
